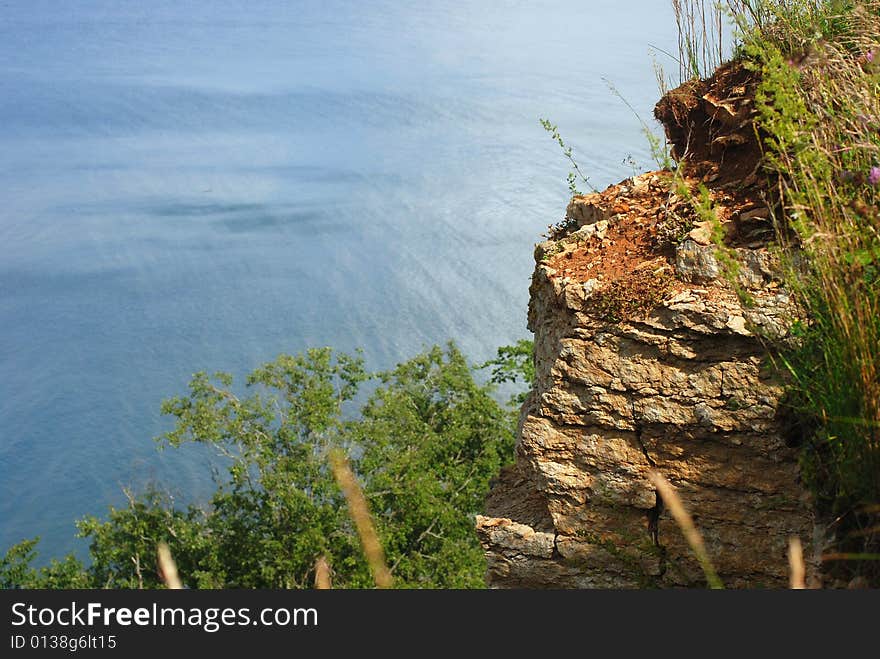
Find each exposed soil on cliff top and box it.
[654,60,764,187]
[545,174,771,284]
[547,174,670,283]
[543,60,775,316]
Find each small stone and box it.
[582,278,600,297]
[667,291,697,306]
[725,315,749,334]
[534,240,557,262]
[739,206,770,222]
[573,224,597,240]
[688,221,714,246]
[566,196,606,226]
[675,239,720,283]
[693,402,715,427]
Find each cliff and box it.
[476,62,822,588]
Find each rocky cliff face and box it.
[476,64,821,588]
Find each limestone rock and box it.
[477,170,818,589]
[566,195,608,226]
[675,239,720,283]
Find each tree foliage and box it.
[2,342,524,589]
[480,338,535,407]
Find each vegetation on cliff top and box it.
[673,0,880,582]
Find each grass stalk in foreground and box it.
[788,537,806,589]
[157,542,183,590]
[649,471,724,589]
[314,556,332,589]
[329,448,393,589]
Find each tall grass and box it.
[671,0,759,81]
[157,542,183,590]
[788,537,806,588]
[673,0,880,581]
[673,0,725,80]
[314,556,332,589]
[745,0,879,559]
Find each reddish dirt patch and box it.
[547,172,770,286]
[546,176,678,320]
[548,210,662,282]
[542,61,780,321]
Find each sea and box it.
[0,0,680,561]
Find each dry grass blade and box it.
[329,448,393,589]
[788,537,806,589]
[671,0,726,81]
[648,470,724,589]
[314,556,332,590]
[157,542,183,590]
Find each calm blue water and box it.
[0,0,679,561]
